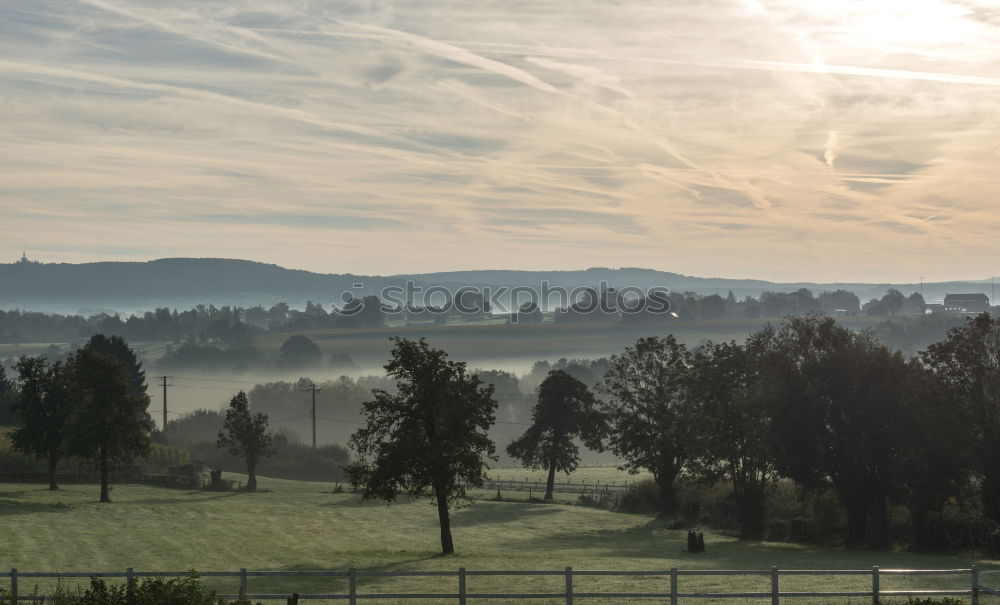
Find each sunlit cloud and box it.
[1,0,999,282]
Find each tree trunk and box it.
[544,461,556,502]
[909,504,929,551]
[47,452,59,491]
[738,489,768,540]
[99,446,110,503]
[654,466,680,518]
[843,491,867,547]
[865,487,890,549]
[981,463,1000,523]
[434,481,455,554]
[246,464,257,491]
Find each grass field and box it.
[1,473,997,602]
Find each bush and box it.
[617,478,661,514]
[1,576,270,605]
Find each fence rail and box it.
[3,566,994,603]
[480,479,628,495]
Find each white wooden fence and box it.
[3,566,995,603]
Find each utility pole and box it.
[159,376,173,440]
[302,384,324,448]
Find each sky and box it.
[1,0,999,283]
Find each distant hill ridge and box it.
[0,257,993,313]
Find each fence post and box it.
[126,567,134,588]
[670,567,678,605]
[872,566,880,605]
[771,567,779,605]
[458,567,466,605]
[349,568,357,605]
[971,565,979,605]
[565,566,573,605]
[239,567,248,596]
[10,568,16,605]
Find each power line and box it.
[270,415,311,422]
[315,415,365,425]
[171,375,259,385]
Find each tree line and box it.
[0,287,939,345]
[348,314,1000,554]
[8,335,152,501]
[2,335,289,498]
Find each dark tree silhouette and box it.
[277,334,323,367]
[66,348,153,502]
[347,338,497,554]
[882,289,906,316]
[688,335,781,539]
[921,313,1000,522]
[0,365,17,425]
[599,335,693,517]
[10,357,71,490]
[769,315,916,548]
[84,334,148,400]
[507,370,606,501]
[217,391,274,491]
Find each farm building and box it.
[942,293,990,314]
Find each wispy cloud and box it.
[1,0,999,282]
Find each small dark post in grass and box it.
[348,568,357,605]
[10,567,17,605]
[565,566,573,605]
[240,567,248,596]
[287,593,299,605]
[458,567,467,605]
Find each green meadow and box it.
[1,473,996,602]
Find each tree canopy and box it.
[599,335,693,517]
[921,313,1000,522]
[277,334,323,367]
[65,347,153,502]
[507,370,606,500]
[217,391,275,491]
[688,335,782,539]
[84,334,148,400]
[10,356,71,490]
[347,338,497,554]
